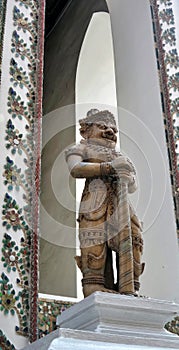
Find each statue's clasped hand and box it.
[100,156,135,181]
[111,156,134,172]
[111,156,136,184]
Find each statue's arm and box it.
[66,149,137,189]
[67,154,101,178]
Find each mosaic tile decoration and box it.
[0,0,45,347]
[150,0,179,238]
[0,330,15,350]
[38,298,74,337]
[165,316,179,335]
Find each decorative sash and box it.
[117,180,135,294]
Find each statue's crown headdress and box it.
[79,109,117,127]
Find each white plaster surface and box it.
[40,105,77,297]
[106,0,179,303]
[56,292,179,348]
[22,328,179,350]
[76,12,118,117]
[41,105,76,248]
[49,331,179,350]
[22,293,179,350]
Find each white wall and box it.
[76,12,118,118]
[106,0,179,302]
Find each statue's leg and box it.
[76,243,118,297]
[76,243,106,297]
[75,223,116,297]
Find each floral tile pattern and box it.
[38,298,74,337]
[0,0,45,347]
[150,0,179,238]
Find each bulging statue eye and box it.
[96,124,106,130]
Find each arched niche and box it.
[41,0,179,303]
[40,0,116,298]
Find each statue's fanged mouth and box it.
[102,131,117,142]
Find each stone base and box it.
[23,327,178,350]
[49,328,179,350]
[23,293,179,350]
[55,292,179,349]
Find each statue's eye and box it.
[97,124,106,130]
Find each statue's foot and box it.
[83,284,118,298]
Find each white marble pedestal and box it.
[50,292,179,349]
[23,292,179,350]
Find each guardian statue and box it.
[66,109,145,297]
